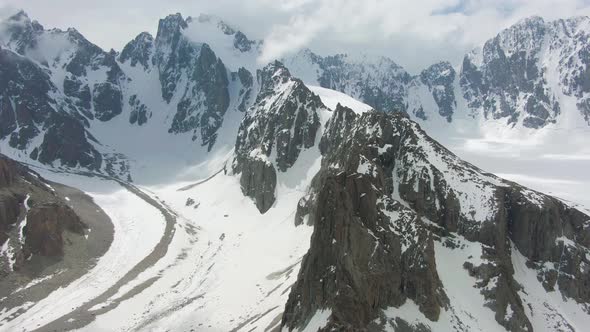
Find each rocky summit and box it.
[0,8,589,332]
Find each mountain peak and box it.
[0,9,38,53]
[156,13,188,42]
[514,15,545,26]
[119,31,154,68]
[258,60,293,90]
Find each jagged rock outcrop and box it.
[284,50,411,113]
[233,61,325,213]
[417,62,456,122]
[124,13,233,148]
[0,154,87,274]
[119,32,154,70]
[282,105,590,331]
[0,12,117,170]
[37,112,102,170]
[0,193,20,245]
[0,11,125,122]
[460,17,559,128]
[24,203,85,257]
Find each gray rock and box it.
[282,106,590,331]
[236,156,277,213]
[93,82,123,122]
[233,62,323,213]
[119,32,154,69]
[419,62,456,122]
[38,113,102,170]
[0,154,87,273]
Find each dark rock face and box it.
[63,77,92,112]
[284,171,447,330]
[128,95,149,126]
[233,62,323,213]
[281,107,590,331]
[119,32,154,69]
[0,154,87,273]
[38,113,102,170]
[236,157,277,213]
[24,203,85,257]
[419,62,456,122]
[0,192,21,245]
[235,67,254,112]
[54,27,126,123]
[236,62,322,171]
[0,154,17,188]
[0,157,22,245]
[153,13,190,103]
[294,51,411,113]
[0,47,103,170]
[93,82,123,121]
[233,31,256,52]
[169,44,230,149]
[459,17,560,128]
[0,47,53,143]
[152,14,231,149]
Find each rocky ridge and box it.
[285,16,590,129]
[0,11,257,173]
[233,61,326,213]
[279,105,590,331]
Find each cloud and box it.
[541,153,590,161]
[259,0,590,70]
[2,0,590,72]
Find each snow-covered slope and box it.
[0,11,256,181]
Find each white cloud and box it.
[2,0,590,72]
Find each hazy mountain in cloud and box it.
[3,0,590,72]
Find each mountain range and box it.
[0,9,589,332]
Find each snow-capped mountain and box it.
[0,9,589,332]
[0,11,259,178]
[285,16,590,132]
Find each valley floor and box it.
[0,165,315,332]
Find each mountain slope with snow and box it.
[285,16,590,138]
[0,10,589,332]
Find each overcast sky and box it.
[1,0,590,73]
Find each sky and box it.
[1,0,590,73]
